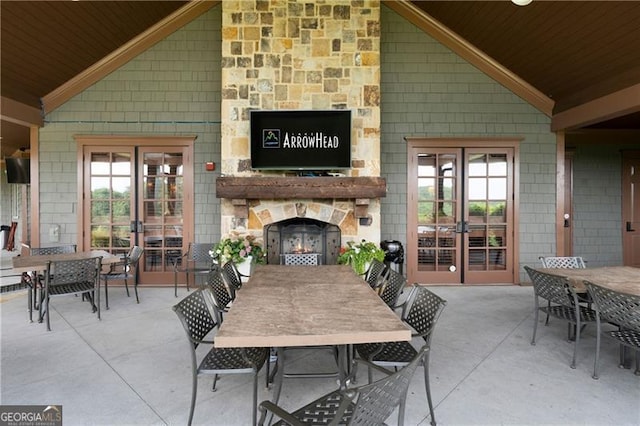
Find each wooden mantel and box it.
[216,176,387,218]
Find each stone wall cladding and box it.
[220,0,381,243]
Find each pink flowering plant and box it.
[210,230,266,265]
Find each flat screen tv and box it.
[250,110,351,170]
[5,157,30,184]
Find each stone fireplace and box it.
[217,0,382,247]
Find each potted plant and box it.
[337,239,386,275]
[210,230,266,276]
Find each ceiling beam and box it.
[551,83,640,131]
[383,0,554,117]
[41,0,219,114]
[1,96,43,127]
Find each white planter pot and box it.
[236,255,253,281]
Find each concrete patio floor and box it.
[1,258,639,425]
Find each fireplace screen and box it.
[265,218,341,265]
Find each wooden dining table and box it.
[11,249,119,273]
[536,266,640,296]
[214,264,412,406]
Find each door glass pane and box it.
[89,152,132,255]
[141,150,185,273]
[466,151,510,274]
[416,153,458,273]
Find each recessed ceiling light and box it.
[512,0,533,6]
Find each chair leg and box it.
[619,344,626,369]
[212,374,219,391]
[104,280,109,310]
[571,318,580,369]
[252,372,259,426]
[27,286,33,322]
[423,353,436,426]
[635,350,640,376]
[531,301,540,345]
[592,319,601,379]
[134,280,140,304]
[124,278,130,297]
[186,272,190,292]
[45,296,51,331]
[188,371,197,426]
[174,270,179,297]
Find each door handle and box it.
[130,221,143,232]
[455,221,469,233]
[627,221,636,232]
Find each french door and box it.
[78,136,195,285]
[407,140,517,285]
[622,150,640,267]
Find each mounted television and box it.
[250,110,351,170]
[5,157,30,184]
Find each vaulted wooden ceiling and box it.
[2,1,640,159]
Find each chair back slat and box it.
[221,261,244,291]
[172,289,217,348]
[401,285,447,344]
[585,281,640,333]
[206,268,235,324]
[48,257,101,286]
[378,269,406,308]
[31,245,77,255]
[525,266,576,306]
[539,256,586,269]
[350,344,428,423]
[364,259,388,289]
[190,243,213,264]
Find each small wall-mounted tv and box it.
[250,110,351,170]
[5,157,30,184]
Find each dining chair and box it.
[258,343,430,426]
[363,258,389,289]
[204,267,235,324]
[23,244,78,322]
[172,288,268,426]
[173,242,213,297]
[100,245,144,309]
[539,256,587,269]
[40,256,102,331]
[354,284,447,426]
[221,260,248,292]
[377,268,407,309]
[584,281,640,379]
[524,266,597,369]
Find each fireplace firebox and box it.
[265,218,341,265]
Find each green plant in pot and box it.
[337,239,385,275]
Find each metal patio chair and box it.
[524,266,597,369]
[538,256,590,325]
[221,260,248,292]
[584,281,640,379]
[172,288,268,426]
[40,256,102,331]
[100,245,144,309]
[354,285,447,426]
[363,258,389,290]
[377,268,407,309]
[173,242,213,297]
[258,344,430,426]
